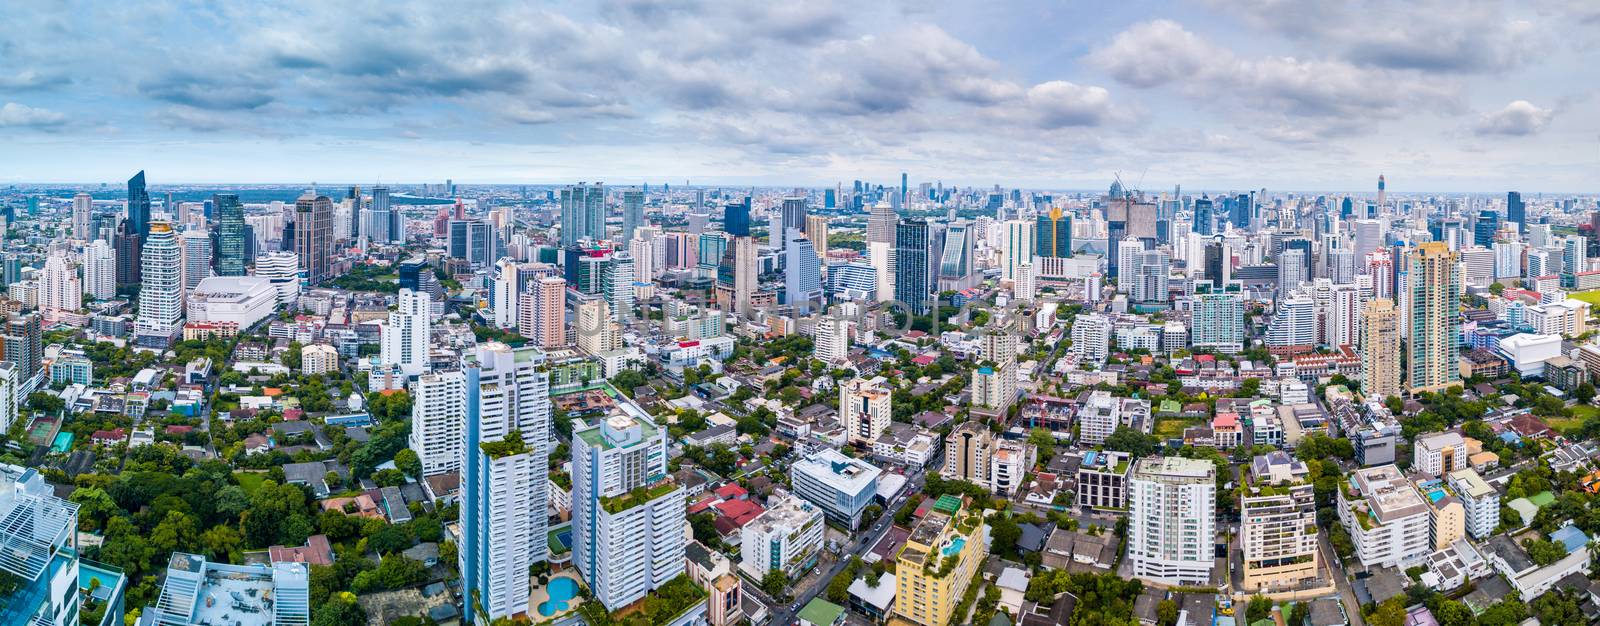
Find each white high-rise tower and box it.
[83,240,116,301]
[381,288,431,377]
[40,251,81,313]
[136,220,183,345]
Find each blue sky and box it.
[1,0,1596,192]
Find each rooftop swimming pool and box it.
[942,537,966,558]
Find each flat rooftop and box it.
[1351,465,1428,523]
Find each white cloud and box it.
[1474,100,1555,136]
[0,102,66,128]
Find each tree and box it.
[1028,428,1055,460]
[1246,596,1272,623]
[150,510,199,558]
[1103,426,1159,457]
[989,514,1023,558]
[1157,599,1178,626]
[1369,598,1406,626]
[376,554,429,589]
[313,592,367,626]
[1575,382,1597,404]
[1522,537,1567,566]
[393,448,422,479]
[761,570,788,600]
[201,524,244,563]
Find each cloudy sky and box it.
[2,0,1597,192]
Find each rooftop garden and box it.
[600,481,679,515]
[480,431,528,460]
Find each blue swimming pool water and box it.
[1427,489,1446,503]
[942,537,966,558]
[538,577,580,617]
[556,530,572,548]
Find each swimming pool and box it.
[1426,489,1446,503]
[538,577,580,617]
[942,537,966,558]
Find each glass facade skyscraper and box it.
[214,193,246,276]
[894,219,930,314]
[1035,207,1072,257]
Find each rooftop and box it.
[793,448,882,493]
[149,553,310,626]
[1348,465,1429,524]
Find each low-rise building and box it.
[1482,529,1593,599]
[791,449,881,530]
[1075,450,1131,511]
[739,495,825,581]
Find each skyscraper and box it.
[937,220,977,292]
[39,251,80,313]
[1473,209,1499,247]
[529,276,566,348]
[723,197,751,238]
[83,239,116,300]
[381,288,432,377]
[1035,207,1072,257]
[1000,219,1036,282]
[181,229,212,291]
[1203,238,1230,288]
[1191,196,1214,236]
[780,196,807,235]
[732,236,757,318]
[214,193,246,276]
[461,343,552,622]
[560,183,606,245]
[1361,298,1401,400]
[1506,191,1525,229]
[784,230,822,315]
[841,376,892,446]
[571,407,684,610]
[346,186,362,239]
[127,170,150,236]
[621,187,644,242]
[72,193,92,240]
[1406,243,1461,394]
[293,193,334,285]
[135,220,182,347]
[805,214,829,257]
[410,370,467,477]
[894,219,931,314]
[1128,457,1217,586]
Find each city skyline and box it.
[1,2,1597,191]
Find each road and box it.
[1318,528,1365,626]
[750,469,925,626]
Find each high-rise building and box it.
[785,231,822,315]
[840,376,891,446]
[527,276,566,348]
[1473,209,1499,247]
[621,188,644,242]
[1070,313,1112,364]
[571,409,684,610]
[1203,238,1231,288]
[39,251,80,313]
[1189,291,1244,353]
[1000,219,1036,282]
[381,288,431,377]
[1507,191,1525,229]
[805,214,828,257]
[181,229,212,291]
[214,193,246,276]
[1240,452,1318,592]
[1407,243,1461,394]
[1128,457,1217,586]
[560,183,606,245]
[410,370,467,477]
[1445,468,1498,540]
[135,220,183,346]
[460,343,553,622]
[1278,249,1307,296]
[127,170,150,236]
[781,196,807,235]
[739,495,825,582]
[603,252,634,323]
[1338,465,1431,568]
[1035,207,1072,257]
[347,185,362,239]
[1132,249,1169,305]
[814,313,850,364]
[293,193,333,285]
[83,239,116,300]
[943,422,993,488]
[1192,196,1214,236]
[723,197,751,238]
[0,460,130,626]
[732,236,757,319]
[114,221,142,291]
[254,251,302,304]
[72,192,92,239]
[1361,298,1401,400]
[894,219,931,314]
[892,496,988,626]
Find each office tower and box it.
[805,214,828,257]
[114,220,142,291]
[1203,238,1231,288]
[791,448,881,530]
[1473,209,1498,247]
[1278,249,1307,295]
[823,187,836,209]
[866,201,897,303]
[900,172,908,207]
[1132,249,1169,305]
[560,183,606,245]
[781,196,807,234]
[1190,292,1244,353]
[1338,465,1430,567]
[1565,235,1588,278]
[943,422,994,488]
[39,251,80,313]
[461,343,553,622]
[381,288,432,377]
[72,192,91,239]
[723,197,751,238]
[127,170,150,236]
[1376,174,1387,214]
[1507,191,1525,229]
[892,496,987,626]
[739,495,825,582]
[1240,452,1318,592]
[999,219,1036,282]
[1406,242,1461,394]
[135,220,182,346]
[293,193,333,285]
[1071,313,1112,365]
[346,185,362,239]
[621,188,644,241]
[571,406,683,610]
[1192,196,1214,236]
[866,200,896,244]
[603,252,634,322]
[894,219,931,314]
[410,370,467,476]
[1035,207,1072,257]
[840,376,891,446]
[181,229,212,291]
[785,231,822,315]
[255,251,302,304]
[1128,457,1217,586]
[936,220,977,292]
[732,236,757,319]
[213,193,246,276]
[83,239,116,300]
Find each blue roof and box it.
[1552,525,1589,554]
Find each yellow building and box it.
[894,496,988,626]
[1429,492,1465,550]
